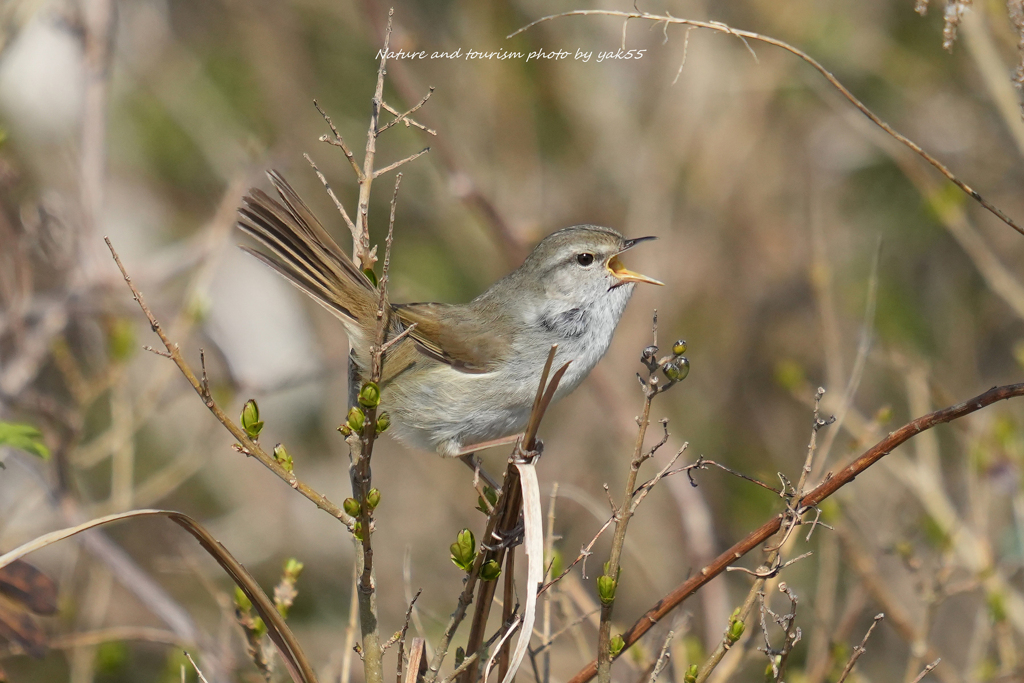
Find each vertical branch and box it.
[79,0,116,276]
[354,8,395,270]
[349,173,402,683]
[596,314,686,683]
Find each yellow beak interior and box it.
[607,254,664,286]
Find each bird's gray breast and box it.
[538,306,589,340]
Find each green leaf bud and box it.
[597,575,617,605]
[234,586,252,612]
[283,558,304,580]
[353,521,364,541]
[609,634,625,658]
[363,268,378,287]
[376,411,391,434]
[367,488,381,510]
[347,406,365,433]
[726,616,745,643]
[672,340,687,356]
[241,399,263,440]
[455,647,465,667]
[358,382,381,408]
[343,498,362,518]
[449,529,477,571]
[476,485,499,513]
[338,422,352,436]
[273,443,293,473]
[480,559,502,581]
[684,664,698,683]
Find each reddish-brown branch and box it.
[565,381,1024,683]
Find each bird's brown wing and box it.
[393,302,510,374]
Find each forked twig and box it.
[104,237,353,526]
[564,380,1024,683]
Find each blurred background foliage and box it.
[1,0,1024,681]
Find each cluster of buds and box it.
[639,339,690,395]
[338,381,390,436]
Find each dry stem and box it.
[103,237,353,526]
[509,10,1024,237]
[565,381,1024,683]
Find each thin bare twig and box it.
[564,381,1024,683]
[910,659,942,683]
[835,613,884,683]
[508,11,1024,237]
[314,99,364,181]
[379,88,436,135]
[373,148,432,179]
[304,153,357,234]
[104,237,353,526]
[184,651,211,683]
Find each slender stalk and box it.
[508,10,1024,237]
[104,238,353,525]
[565,381,1024,683]
[597,393,654,683]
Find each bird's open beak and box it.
[607,236,663,286]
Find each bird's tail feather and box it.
[237,171,379,343]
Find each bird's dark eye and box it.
[576,253,595,267]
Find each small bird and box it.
[237,171,662,457]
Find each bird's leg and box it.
[451,433,524,457]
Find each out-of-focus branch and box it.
[509,10,1024,238]
[79,0,116,277]
[565,381,1024,683]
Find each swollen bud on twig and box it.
[358,382,381,408]
[273,444,293,473]
[726,607,745,643]
[672,340,687,356]
[684,664,697,683]
[450,529,477,571]
[455,647,465,668]
[343,498,361,518]
[353,521,364,541]
[376,412,391,434]
[476,486,498,514]
[347,407,365,433]
[241,399,263,440]
[597,575,617,605]
[480,559,502,581]
[609,634,625,658]
[283,558,304,580]
[366,488,381,510]
[663,357,690,382]
[234,586,253,613]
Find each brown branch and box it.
[314,99,364,181]
[835,613,884,683]
[104,237,353,526]
[373,148,431,179]
[378,88,436,135]
[509,11,1024,238]
[565,381,1024,683]
[304,153,357,234]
